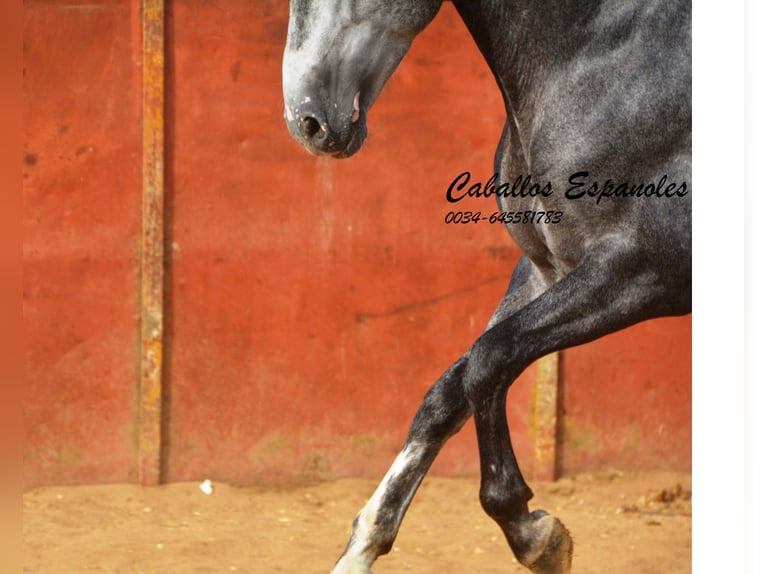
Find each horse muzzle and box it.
[284,91,367,158]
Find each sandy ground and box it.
[23,471,690,574]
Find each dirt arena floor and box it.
[23,471,690,574]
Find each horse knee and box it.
[462,330,512,402]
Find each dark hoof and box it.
[516,510,573,574]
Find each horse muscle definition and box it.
[281,2,690,573]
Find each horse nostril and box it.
[302,116,323,140]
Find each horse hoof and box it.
[516,510,573,574]
[331,555,374,574]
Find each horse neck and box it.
[452,0,601,139]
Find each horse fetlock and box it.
[511,510,573,574]
[479,478,534,522]
[332,515,389,574]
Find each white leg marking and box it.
[332,443,425,574]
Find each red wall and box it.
[23,0,691,489]
[23,0,143,487]
[561,316,691,474]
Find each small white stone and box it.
[199,479,214,495]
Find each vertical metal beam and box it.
[139,0,165,486]
[531,352,560,481]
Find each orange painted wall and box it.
[560,316,692,474]
[23,0,143,488]
[23,0,691,489]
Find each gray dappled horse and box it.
[281,1,691,573]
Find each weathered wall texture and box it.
[23,0,691,489]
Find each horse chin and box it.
[332,122,367,158]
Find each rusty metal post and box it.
[530,352,560,481]
[138,0,165,486]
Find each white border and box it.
[694,1,749,572]
[744,0,765,572]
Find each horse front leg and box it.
[331,258,544,574]
[331,354,471,574]
[463,242,684,574]
[466,375,572,574]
